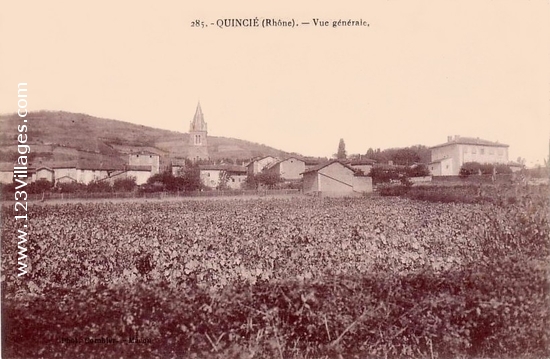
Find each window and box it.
[489,149,494,155]
[480,148,485,155]
[472,147,477,154]
[498,149,503,156]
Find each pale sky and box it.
[1,1,549,166]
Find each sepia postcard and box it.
[1,1,549,358]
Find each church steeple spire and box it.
[188,102,209,161]
[190,102,207,132]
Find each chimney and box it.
[454,135,460,140]
[447,136,452,142]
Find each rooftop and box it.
[199,164,247,173]
[301,160,357,175]
[431,135,509,149]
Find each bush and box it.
[369,166,401,184]
[378,184,411,196]
[406,164,430,177]
[460,162,513,177]
[460,162,482,177]
[113,177,137,192]
[4,260,548,359]
[2,195,547,358]
[370,165,428,185]
[495,163,512,174]
[55,181,86,193]
[86,179,112,193]
[245,171,283,189]
[26,178,54,194]
[1,182,17,196]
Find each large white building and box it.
[429,135,509,176]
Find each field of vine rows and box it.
[2,184,549,358]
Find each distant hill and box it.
[0,110,298,168]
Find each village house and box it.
[0,163,12,184]
[48,159,125,185]
[347,159,376,176]
[100,165,153,186]
[246,156,278,176]
[128,151,160,175]
[199,164,247,190]
[55,175,78,184]
[264,157,306,181]
[0,163,37,184]
[52,164,79,183]
[35,166,54,182]
[75,163,122,184]
[429,135,510,176]
[302,160,373,197]
[171,159,187,176]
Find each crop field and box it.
[1,185,549,359]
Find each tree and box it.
[145,168,201,192]
[217,171,230,190]
[336,138,347,160]
[459,162,509,177]
[368,167,401,185]
[391,148,421,166]
[245,170,283,189]
[366,148,375,158]
[179,164,202,191]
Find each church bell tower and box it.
[188,102,209,161]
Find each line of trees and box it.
[334,139,432,165]
[1,176,140,196]
[368,164,430,185]
[459,162,513,177]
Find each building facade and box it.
[129,152,160,175]
[265,157,306,181]
[348,159,375,176]
[246,156,278,176]
[429,136,509,176]
[188,102,209,161]
[302,160,373,197]
[35,167,54,182]
[199,164,247,189]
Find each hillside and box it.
[0,110,296,167]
